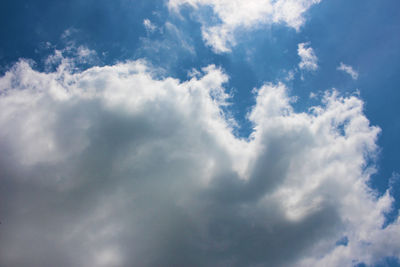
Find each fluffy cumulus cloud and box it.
[0,58,399,267]
[337,62,359,80]
[169,0,321,53]
[298,42,318,71]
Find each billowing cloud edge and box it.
[0,58,399,266]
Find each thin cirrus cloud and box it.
[337,62,359,80]
[298,42,318,71]
[0,54,399,266]
[169,0,321,53]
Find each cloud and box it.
[337,62,359,80]
[169,0,321,53]
[298,42,318,71]
[136,21,195,69]
[143,19,157,33]
[0,58,399,266]
[44,31,100,72]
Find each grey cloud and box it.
[0,60,399,267]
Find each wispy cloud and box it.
[143,18,157,33]
[337,62,359,80]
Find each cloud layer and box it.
[169,0,321,52]
[0,59,399,266]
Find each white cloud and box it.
[337,62,359,80]
[44,34,99,72]
[0,58,399,266]
[143,18,157,33]
[298,42,318,71]
[169,0,321,53]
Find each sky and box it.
[0,0,399,266]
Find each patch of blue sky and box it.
[357,257,400,267]
[336,236,349,247]
[0,0,164,71]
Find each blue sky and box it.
[0,0,399,266]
